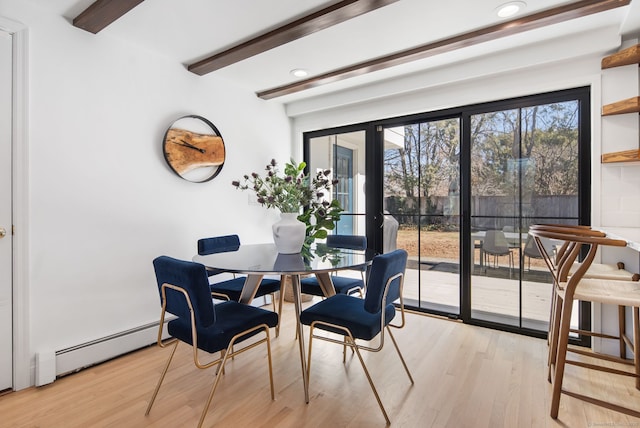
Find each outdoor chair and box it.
[482,230,515,276]
[522,234,538,269]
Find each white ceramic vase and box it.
[272,212,306,254]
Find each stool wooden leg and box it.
[634,307,640,390]
[551,294,573,419]
[619,305,627,359]
[548,291,562,382]
[547,279,558,346]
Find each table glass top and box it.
[193,243,374,275]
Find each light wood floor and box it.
[2,300,640,428]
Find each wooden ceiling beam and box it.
[187,0,400,76]
[73,0,145,34]
[257,0,630,100]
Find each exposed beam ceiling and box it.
[73,0,145,34]
[67,0,636,102]
[187,0,400,76]
[257,0,631,100]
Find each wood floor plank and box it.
[2,299,640,427]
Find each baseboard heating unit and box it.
[35,320,171,386]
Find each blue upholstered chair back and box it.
[327,234,367,251]
[363,249,408,314]
[153,256,216,327]
[198,235,241,255]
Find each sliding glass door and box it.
[304,87,590,337]
[468,97,587,333]
[383,119,461,315]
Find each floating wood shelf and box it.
[601,44,640,163]
[602,149,640,163]
[602,96,640,116]
[601,43,640,69]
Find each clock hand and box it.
[180,139,206,153]
[171,139,206,153]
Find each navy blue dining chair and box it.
[299,249,414,425]
[301,234,367,298]
[147,256,278,428]
[198,234,285,336]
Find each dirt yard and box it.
[396,229,459,259]
[395,228,546,268]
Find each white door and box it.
[0,29,13,391]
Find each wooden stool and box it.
[529,224,639,370]
[529,228,640,419]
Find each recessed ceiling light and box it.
[290,68,308,78]
[496,1,526,18]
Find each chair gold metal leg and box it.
[306,325,315,389]
[276,275,286,338]
[352,338,391,425]
[271,292,278,336]
[387,327,414,384]
[343,336,347,363]
[216,350,227,374]
[197,345,231,428]
[199,326,274,428]
[145,340,179,416]
[291,274,310,403]
[265,327,275,400]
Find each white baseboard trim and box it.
[54,321,168,379]
[48,297,271,383]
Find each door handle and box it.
[0,227,6,238]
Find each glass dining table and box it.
[193,242,375,403]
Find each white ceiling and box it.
[36,0,640,103]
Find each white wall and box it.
[600,38,640,227]
[0,0,292,387]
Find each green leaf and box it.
[315,229,328,239]
[319,219,334,229]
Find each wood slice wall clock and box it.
[162,115,225,182]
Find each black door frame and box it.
[459,87,590,341]
[303,86,591,341]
